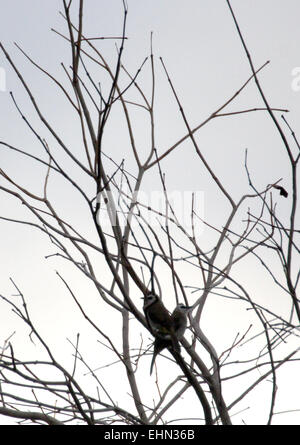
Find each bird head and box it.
[142,293,158,310]
[175,303,193,313]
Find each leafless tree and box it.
[0,0,299,425]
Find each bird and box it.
[143,293,175,340]
[142,255,177,341]
[149,303,192,375]
[172,303,192,340]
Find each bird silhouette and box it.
[143,293,175,339]
[149,303,192,375]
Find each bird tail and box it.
[150,354,156,375]
[150,338,180,375]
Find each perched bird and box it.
[143,293,175,340]
[143,255,192,374]
[143,254,177,341]
[172,303,192,340]
[149,303,192,375]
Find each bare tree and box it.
[0,0,299,425]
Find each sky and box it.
[0,0,300,425]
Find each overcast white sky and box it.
[0,1,300,425]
